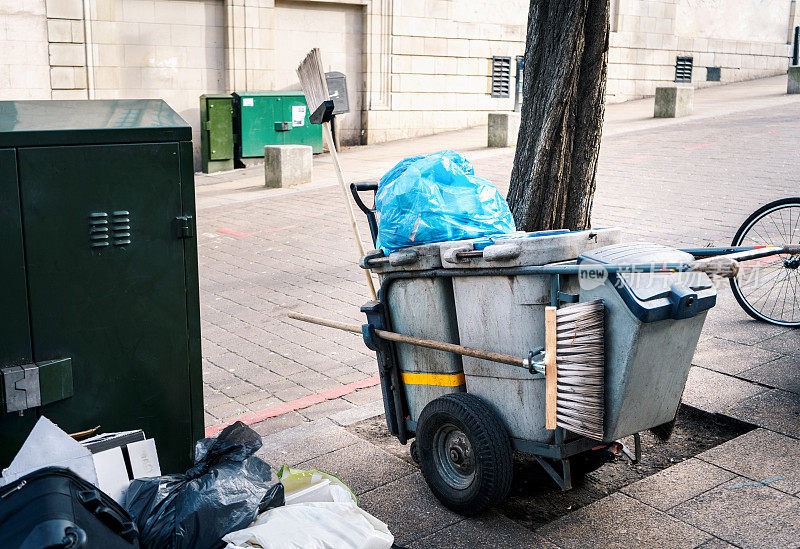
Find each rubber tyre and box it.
[416,393,513,516]
[729,197,800,327]
[409,440,420,464]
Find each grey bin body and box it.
[371,243,464,422]
[438,229,623,444]
[579,243,716,441]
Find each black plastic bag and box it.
[124,421,284,549]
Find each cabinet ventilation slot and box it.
[111,211,131,246]
[88,213,109,248]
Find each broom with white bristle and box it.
[297,48,377,299]
[546,300,605,440]
[289,298,607,440]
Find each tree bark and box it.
[507,0,610,232]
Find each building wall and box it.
[87,0,228,162]
[606,0,793,102]
[363,0,527,144]
[0,0,796,164]
[273,0,363,145]
[0,0,51,99]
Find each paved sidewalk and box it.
[196,74,799,429]
[194,75,799,547]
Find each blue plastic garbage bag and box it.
[374,150,516,254]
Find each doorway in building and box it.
[274,0,364,146]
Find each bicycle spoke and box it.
[733,201,800,326]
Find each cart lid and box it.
[579,243,716,323]
[0,99,191,147]
[439,228,623,268]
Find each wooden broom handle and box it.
[544,306,558,430]
[288,312,525,367]
[321,123,377,300]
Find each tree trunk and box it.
[507,0,610,232]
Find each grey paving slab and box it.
[407,511,557,549]
[696,428,800,495]
[620,458,735,511]
[536,492,711,549]
[298,397,355,421]
[250,411,307,437]
[358,472,463,547]
[670,477,800,548]
[692,337,781,375]
[342,385,383,405]
[757,330,800,357]
[296,440,417,496]
[682,366,767,414]
[725,388,800,439]
[329,399,385,426]
[739,356,800,395]
[699,290,792,346]
[260,426,362,469]
[695,539,738,549]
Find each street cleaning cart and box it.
[295,180,791,517]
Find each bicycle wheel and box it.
[730,197,800,327]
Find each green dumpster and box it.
[0,99,204,472]
[200,94,234,174]
[233,91,323,161]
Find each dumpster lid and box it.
[232,91,305,98]
[0,99,191,147]
[580,243,716,322]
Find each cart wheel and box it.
[416,393,512,516]
[730,197,800,327]
[409,440,420,464]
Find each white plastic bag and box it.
[222,501,393,549]
[223,466,393,549]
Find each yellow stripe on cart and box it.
[401,372,466,387]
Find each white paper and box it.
[292,105,306,127]
[242,98,254,107]
[92,447,130,503]
[1,416,98,486]
[128,438,161,478]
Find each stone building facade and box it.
[1,0,797,167]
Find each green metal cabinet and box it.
[0,100,204,473]
[200,94,234,173]
[233,91,323,159]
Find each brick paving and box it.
[197,77,799,430]
[194,76,800,547]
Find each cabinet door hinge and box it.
[175,216,196,239]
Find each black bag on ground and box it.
[124,421,284,549]
[0,466,140,548]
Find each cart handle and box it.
[288,312,537,371]
[349,181,379,247]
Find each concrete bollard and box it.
[264,145,312,188]
[788,66,800,94]
[488,112,521,148]
[654,86,694,118]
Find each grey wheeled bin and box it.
[365,243,464,425]
[578,243,717,441]
[351,181,464,445]
[357,220,720,516]
[437,229,622,445]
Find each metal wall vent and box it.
[706,66,721,82]
[491,56,511,98]
[675,56,693,83]
[111,210,131,246]
[89,212,109,248]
